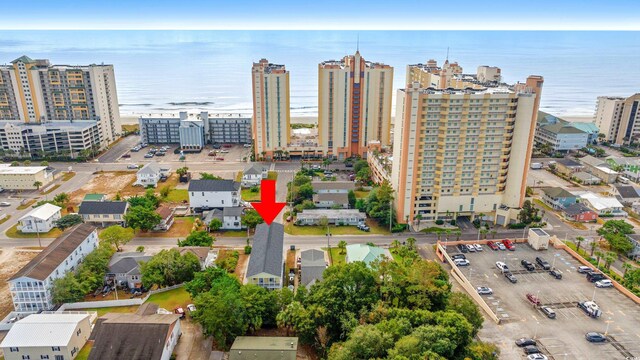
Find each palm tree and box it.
[480,228,489,239]
[595,251,604,268]
[414,214,422,226]
[53,192,70,207]
[604,251,617,270]
[622,262,633,276]
[406,237,416,250]
[23,160,31,166]
[590,241,598,257]
[490,230,497,239]
[454,230,462,241]
[444,229,452,241]
[575,236,585,253]
[337,240,347,254]
[176,167,188,177]
[33,181,42,190]
[391,239,401,250]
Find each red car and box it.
[487,242,499,251]
[174,307,186,319]
[222,144,232,148]
[526,293,541,306]
[216,157,225,161]
[502,239,515,251]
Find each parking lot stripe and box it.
[618,310,626,316]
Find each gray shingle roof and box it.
[223,207,243,217]
[244,164,265,175]
[311,181,356,191]
[300,249,326,286]
[563,203,595,216]
[541,187,576,199]
[246,223,284,278]
[556,158,582,167]
[188,179,240,192]
[108,256,152,276]
[615,185,640,199]
[78,201,128,215]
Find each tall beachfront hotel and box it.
[594,93,640,145]
[392,59,543,225]
[0,56,121,146]
[317,51,393,159]
[251,59,291,159]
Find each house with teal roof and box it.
[345,244,391,266]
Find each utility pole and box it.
[389,199,392,233]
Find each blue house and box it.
[541,187,578,209]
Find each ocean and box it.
[0,31,638,118]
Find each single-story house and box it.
[18,203,62,233]
[246,223,284,290]
[134,162,171,188]
[107,252,152,289]
[300,249,326,286]
[540,187,577,209]
[313,192,349,208]
[0,313,92,360]
[562,203,598,222]
[612,185,640,206]
[345,244,391,267]
[88,305,181,360]
[203,207,244,230]
[78,201,129,227]
[295,209,366,226]
[579,193,627,217]
[554,158,584,177]
[572,171,602,185]
[579,155,619,183]
[177,246,216,269]
[153,205,175,231]
[241,164,267,187]
[229,337,298,360]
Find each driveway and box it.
[175,319,211,360]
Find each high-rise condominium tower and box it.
[0,56,121,146]
[594,94,640,145]
[393,59,543,225]
[318,51,393,159]
[251,59,290,159]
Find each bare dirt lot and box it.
[0,248,39,318]
[446,244,640,360]
[68,171,142,207]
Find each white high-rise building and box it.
[594,94,640,145]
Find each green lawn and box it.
[325,247,346,266]
[5,223,63,238]
[164,189,189,203]
[241,188,261,201]
[354,190,370,199]
[16,199,36,210]
[285,219,390,235]
[533,198,554,212]
[77,305,139,317]
[218,230,248,237]
[267,171,278,180]
[147,287,192,310]
[75,342,93,360]
[41,184,60,195]
[0,215,10,225]
[61,172,76,182]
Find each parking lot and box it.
[118,144,252,166]
[447,243,640,360]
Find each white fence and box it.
[59,283,185,310]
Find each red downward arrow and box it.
[250,179,286,225]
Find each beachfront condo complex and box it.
[251,59,291,159]
[392,59,543,225]
[0,56,121,146]
[594,94,640,145]
[317,51,393,159]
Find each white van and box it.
[618,176,630,184]
[495,261,509,272]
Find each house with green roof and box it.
[345,244,391,266]
[82,193,106,202]
[535,111,591,152]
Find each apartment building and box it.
[392,60,543,226]
[8,224,98,312]
[317,51,393,159]
[594,94,640,145]
[0,164,53,190]
[0,120,101,156]
[252,59,290,159]
[0,56,121,146]
[139,111,252,147]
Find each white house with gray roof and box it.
[188,179,240,211]
[246,223,284,290]
[242,164,267,187]
[107,252,152,289]
[134,162,171,187]
[18,203,61,233]
[78,201,128,227]
[204,207,244,230]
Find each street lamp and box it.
[35,219,42,249]
[533,321,541,339]
[604,317,613,336]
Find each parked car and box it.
[595,279,614,288]
[216,157,225,161]
[585,332,607,343]
[451,254,466,260]
[212,143,222,149]
[466,244,476,252]
[0,202,11,207]
[536,257,551,270]
[487,242,499,251]
[357,223,370,232]
[243,143,252,148]
[504,271,517,283]
[454,258,470,267]
[527,354,548,360]
[515,338,537,347]
[222,144,232,148]
[523,345,541,355]
[476,286,493,295]
[578,266,593,274]
[220,150,229,153]
[502,239,515,251]
[587,272,606,283]
[458,244,469,253]
[174,307,186,319]
[526,293,541,306]
[127,164,139,169]
[186,304,196,313]
[497,243,507,251]
[549,269,563,279]
[541,306,556,319]
[144,153,154,158]
[122,153,131,158]
[155,151,165,156]
[473,244,483,252]
[521,260,535,271]
[495,261,509,272]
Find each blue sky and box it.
[1,0,639,30]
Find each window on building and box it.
[51,347,60,351]
[9,347,18,352]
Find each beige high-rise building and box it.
[318,51,393,159]
[594,94,640,145]
[0,56,121,146]
[392,60,543,225]
[251,59,291,160]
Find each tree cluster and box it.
[51,242,115,304]
[55,214,84,230]
[517,200,540,225]
[597,220,635,254]
[356,181,395,227]
[125,189,162,231]
[140,249,201,288]
[178,230,214,247]
[354,160,373,186]
[99,225,135,251]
